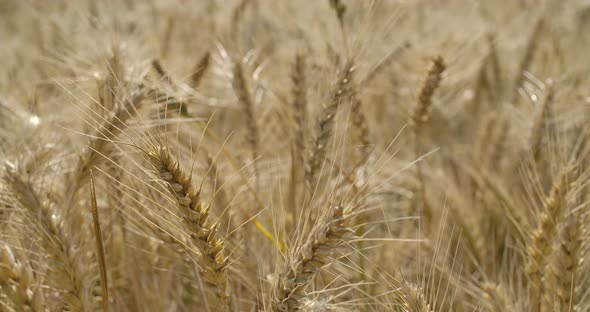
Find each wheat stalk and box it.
[90,173,109,312]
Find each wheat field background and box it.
[0,0,589,311]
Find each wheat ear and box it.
[544,216,581,311]
[291,52,308,171]
[396,280,433,312]
[0,243,44,311]
[345,59,371,167]
[409,56,445,129]
[4,167,86,310]
[409,56,445,234]
[329,0,346,27]
[275,204,355,311]
[471,55,491,114]
[151,59,168,79]
[232,61,260,189]
[305,61,355,192]
[476,112,498,164]
[511,17,543,104]
[488,117,509,169]
[191,51,210,88]
[525,170,568,310]
[528,80,554,161]
[288,52,309,216]
[146,145,229,310]
[68,84,145,201]
[481,282,512,312]
[486,33,502,95]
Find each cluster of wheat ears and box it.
[1,0,590,311]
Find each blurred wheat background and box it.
[1,0,590,311]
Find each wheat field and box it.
[1,0,589,311]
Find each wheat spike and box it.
[275,204,354,311]
[292,52,308,170]
[544,216,581,311]
[525,170,569,310]
[0,243,44,311]
[232,61,260,172]
[329,0,346,26]
[306,61,355,192]
[191,52,211,88]
[409,56,446,129]
[146,145,229,310]
[397,280,433,312]
[511,16,544,104]
[68,84,145,202]
[4,167,86,310]
[528,80,555,160]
